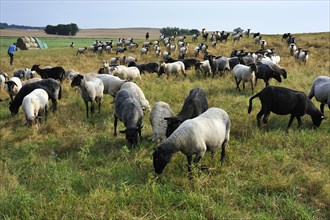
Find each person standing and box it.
[145,32,149,40]
[7,43,17,65]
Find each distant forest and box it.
[0,22,44,29]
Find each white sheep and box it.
[260,40,267,50]
[308,76,330,115]
[96,74,126,97]
[153,107,231,174]
[110,57,119,65]
[149,101,174,143]
[232,63,257,93]
[298,50,309,64]
[76,47,87,55]
[22,88,49,126]
[141,47,148,55]
[71,74,104,118]
[5,77,22,102]
[160,61,186,79]
[110,65,142,81]
[120,82,150,112]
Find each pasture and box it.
[0,30,329,219]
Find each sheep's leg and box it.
[84,100,89,118]
[186,155,193,174]
[220,139,228,166]
[320,103,325,115]
[286,114,295,131]
[90,100,95,116]
[113,115,118,136]
[262,110,270,130]
[296,116,303,130]
[256,107,265,128]
[242,82,245,90]
[235,77,241,91]
[97,97,101,113]
[44,105,48,123]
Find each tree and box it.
[44,23,79,36]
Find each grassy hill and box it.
[0,31,329,219]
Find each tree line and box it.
[160,27,200,37]
[44,23,79,36]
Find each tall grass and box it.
[0,32,329,219]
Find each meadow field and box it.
[0,29,329,219]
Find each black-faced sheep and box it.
[153,107,231,174]
[232,63,257,93]
[114,89,144,148]
[71,74,104,118]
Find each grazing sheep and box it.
[255,63,282,87]
[260,40,267,50]
[153,107,231,174]
[233,33,243,42]
[110,65,142,81]
[5,77,22,102]
[76,47,87,55]
[114,89,144,148]
[149,101,174,143]
[96,74,126,97]
[248,86,324,130]
[110,57,119,65]
[160,61,186,79]
[260,58,287,79]
[308,76,330,115]
[140,47,148,55]
[165,88,208,137]
[9,78,62,115]
[120,82,150,112]
[31,65,65,83]
[13,69,26,79]
[162,51,171,60]
[207,55,230,77]
[22,88,49,126]
[21,78,42,86]
[116,47,127,54]
[71,74,104,118]
[228,57,240,70]
[232,63,257,93]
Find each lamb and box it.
[71,74,104,118]
[248,86,324,130]
[165,88,208,137]
[22,88,49,126]
[31,64,65,83]
[76,47,87,55]
[153,107,231,175]
[255,63,282,87]
[113,89,144,148]
[5,77,22,102]
[120,82,150,112]
[260,58,287,79]
[308,76,330,115]
[159,61,186,79]
[149,101,174,143]
[232,63,257,93]
[9,78,62,115]
[110,65,142,81]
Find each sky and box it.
[0,0,329,34]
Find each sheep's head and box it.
[153,145,173,174]
[164,116,182,137]
[31,64,40,71]
[120,125,143,148]
[71,74,83,87]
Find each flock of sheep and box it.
[0,28,329,175]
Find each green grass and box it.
[0,32,329,219]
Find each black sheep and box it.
[256,63,282,87]
[248,86,324,130]
[165,88,209,137]
[128,61,160,75]
[9,78,62,115]
[31,65,65,83]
